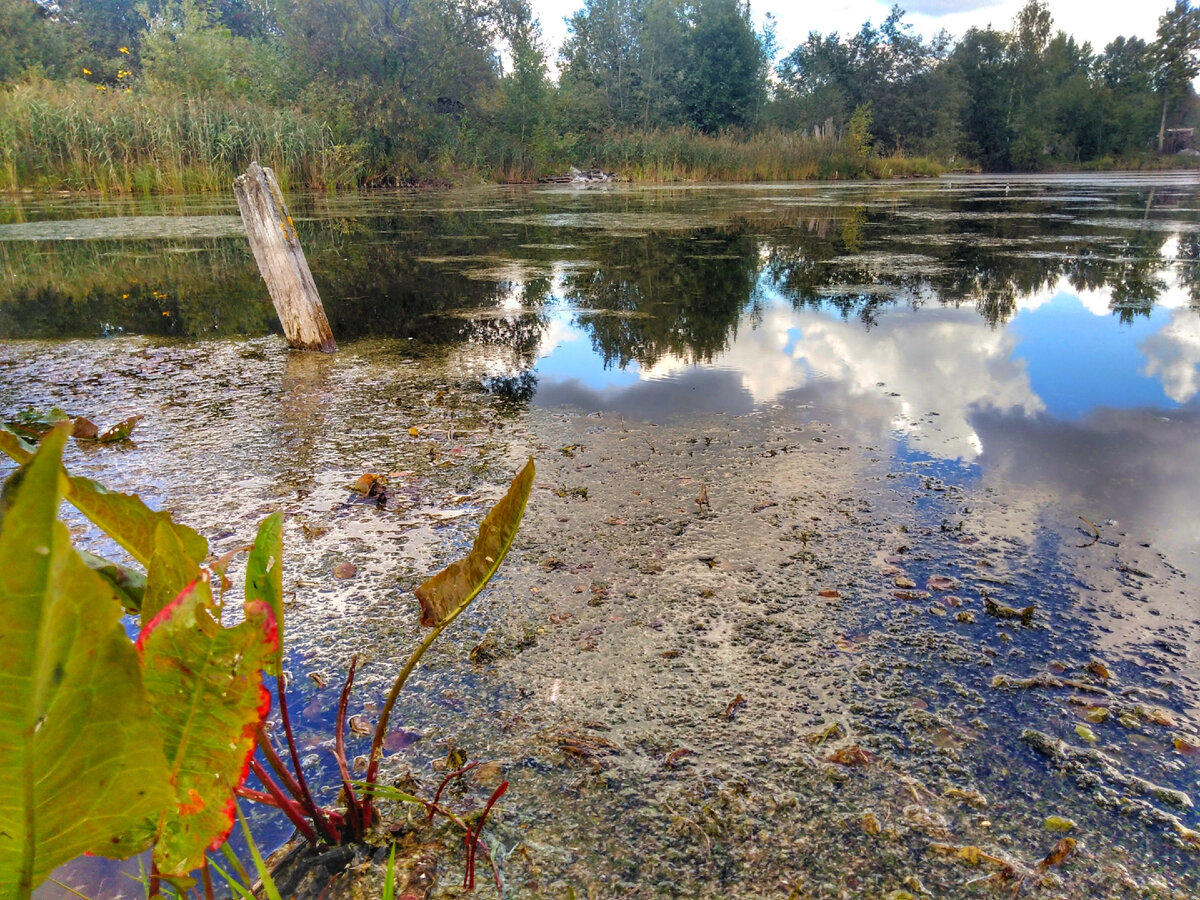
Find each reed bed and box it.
[0,79,366,195]
[568,127,944,183]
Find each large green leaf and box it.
[244,512,284,677]
[137,577,278,878]
[141,521,202,630]
[0,426,208,568]
[0,426,173,899]
[415,458,535,629]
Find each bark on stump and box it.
[234,161,337,352]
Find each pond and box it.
[3,175,1199,898]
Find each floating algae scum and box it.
[3,176,1199,897]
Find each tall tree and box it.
[684,0,764,131]
[1151,0,1200,150]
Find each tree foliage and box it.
[0,0,1196,180]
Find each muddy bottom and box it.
[6,336,1197,900]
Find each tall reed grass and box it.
[563,127,944,182]
[0,79,366,194]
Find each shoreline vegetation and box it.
[2,79,1196,197]
[2,0,1200,195]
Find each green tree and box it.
[684,0,764,131]
[1151,0,1200,151]
[0,0,80,82]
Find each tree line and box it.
[1,0,1198,189]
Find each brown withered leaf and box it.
[1038,837,1076,870]
[416,458,535,628]
[71,417,99,440]
[826,745,873,766]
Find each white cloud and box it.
[641,300,1043,460]
[1141,308,1200,404]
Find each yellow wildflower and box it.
[96,84,107,91]
[82,67,91,75]
[119,46,130,54]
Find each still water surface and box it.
[3,175,1200,897]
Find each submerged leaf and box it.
[0,426,172,895]
[415,458,535,629]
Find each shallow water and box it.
[4,175,1199,898]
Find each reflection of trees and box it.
[561,224,762,369]
[760,188,1183,328]
[1174,231,1200,307]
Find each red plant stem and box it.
[248,758,321,845]
[254,727,303,801]
[201,859,215,900]
[235,785,280,807]
[148,862,161,898]
[276,677,327,836]
[430,760,480,824]
[333,656,362,839]
[466,781,508,891]
[255,725,340,844]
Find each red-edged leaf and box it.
[245,512,285,676]
[137,579,277,877]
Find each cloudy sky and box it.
[530,0,1167,67]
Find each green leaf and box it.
[415,458,535,629]
[137,577,278,878]
[0,426,173,898]
[244,512,285,677]
[78,548,148,614]
[0,425,208,568]
[142,521,203,630]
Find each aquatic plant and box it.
[0,415,533,898]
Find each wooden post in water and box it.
[234,161,337,352]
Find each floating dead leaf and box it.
[307,671,326,689]
[724,694,746,720]
[1174,735,1200,756]
[348,714,372,736]
[893,576,916,589]
[751,500,778,513]
[826,745,872,766]
[818,589,840,598]
[71,416,99,440]
[1038,837,1076,870]
[1087,659,1112,681]
[1084,707,1109,724]
[862,812,881,835]
[664,748,693,768]
[409,426,420,436]
[1075,724,1098,743]
[1138,705,1176,727]
[333,562,357,579]
[927,575,956,592]
[349,473,387,495]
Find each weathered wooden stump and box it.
[234,161,337,352]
